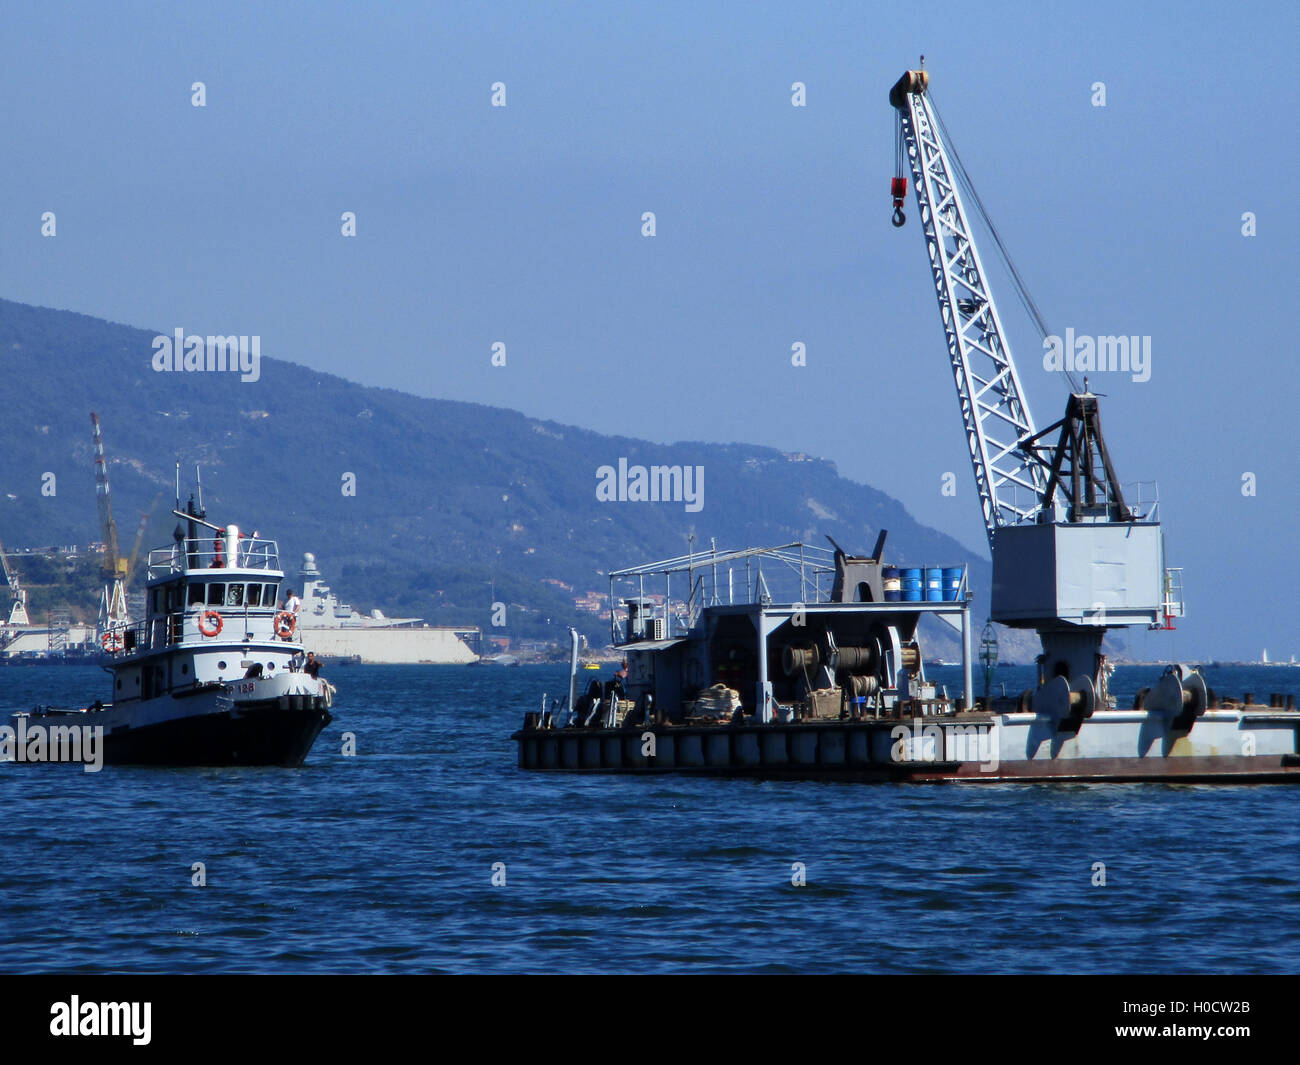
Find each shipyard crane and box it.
[889,65,1179,715]
[128,493,164,576]
[0,535,31,626]
[91,412,130,628]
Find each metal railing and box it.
[607,543,970,644]
[100,607,287,657]
[148,537,281,579]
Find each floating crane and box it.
[91,412,129,629]
[0,535,30,626]
[889,64,1181,713]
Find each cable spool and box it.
[782,645,820,677]
[1145,667,1208,732]
[889,69,929,109]
[844,674,880,698]
[834,646,877,672]
[900,645,921,672]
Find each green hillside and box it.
[0,298,1012,654]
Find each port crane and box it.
[0,535,31,627]
[889,65,1181,716]
[91,412,130,630]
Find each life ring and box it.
[100,631,123,653]
[199,610,224,637]
[274,611,297,639]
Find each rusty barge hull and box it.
[512,709,1300,783]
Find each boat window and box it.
[167,583,184,612]
[226,584,244,607]
[150,588,162,613]
[247,584,263,607]
[264,583,278,605]
[207,583,225,606]
[188,583,205,606]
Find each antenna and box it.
[174,461,181,511]
[195,464,204,515]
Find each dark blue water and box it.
[2,663,1298,974]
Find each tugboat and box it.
[7,496,334,767]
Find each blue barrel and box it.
[900,568,923,602]
[923,567,944,602]
[942,567,964,601]
[883,566,901,602]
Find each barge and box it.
[513,64,1300,783]
[511,538,1300,782]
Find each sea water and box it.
[1,663,1297,974]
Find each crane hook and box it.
[890,178,908,228]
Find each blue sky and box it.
[1,0,1296,659]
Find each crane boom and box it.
[890,69,1047,546]
[90,412,129,628]
[889,64,1177,710]
[91,412,125,577]
[0,535,30,626]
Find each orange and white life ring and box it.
[198,610,224,637]
[100,631,123,653]
[274,611,297,639]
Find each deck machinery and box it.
[890,65,1182,722]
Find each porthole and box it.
[217,661,227,670]
[181,663,189,675]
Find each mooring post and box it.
[756,607,772,723]
[961,601,974,711]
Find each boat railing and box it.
[1004,481,1162,525]
[609,543,839,643]
[608,543,976,644]
[100,606,286,658]
[1121,481,1160,522]
[148,537,281,579]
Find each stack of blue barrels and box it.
[882,565,963,602]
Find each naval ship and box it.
[293,553,478,664]
[5,500,334,767]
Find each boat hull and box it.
[512,709,1300,783]
[99,696,333,767]
[8,685,334,769]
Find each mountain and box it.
[0,297,1034,659]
